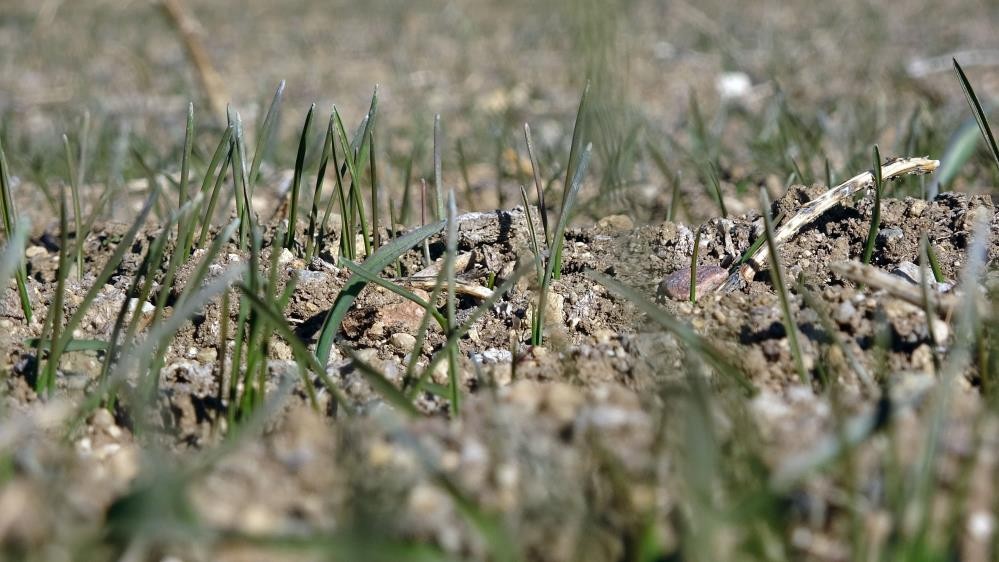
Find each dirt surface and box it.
[2,0,999,560]
[0,178,995,560]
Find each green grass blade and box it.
[954,58,999,172]
[306,112,335,260]
[369,129,381,250]
[861,146,883,264]
[178,103,195,241]
[760,186,809,384]
[523,123,550,244]
[249,81,286,189]
[930,119,979,197]
[0,141,33,323]
[62,134,85,281]
[28,338,108,352]
[445,190,459,415]
[315,220,446,367]
[0,216,29,293]
[286,103,316,250]
[433,115,444,220]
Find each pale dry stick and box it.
[718,157,939,292]
[160,0,228,120]
[829,260,987,321]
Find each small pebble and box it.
[834,301,857,325]
[390,332,417,352]
[657,265,728,301]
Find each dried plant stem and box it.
[830,260,980,320]
[720,156,939,291]
[160,0,227,119]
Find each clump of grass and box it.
[759,186,809,384]
[861,145,884,265]
[305,111,336,261]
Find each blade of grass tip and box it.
[178,103,194,242]
[861,146,883,265]
[760,186,809,384]
[954,58,999,172]
[0,138,33,323]
[420,179,431,266]
[412,262,531,398]
[401,151,414,225]
[433,115,444,220]
[586,269,754,392]
[318,118,352,259]
[286,103,315,251]
[44,182,162,390]
[524,123,550,245]
[369,129,381,250]
[519,185,544,285]
[197,142,234,249]
[315,220,447,367]
[550,81,590,277]
[445,190,459,415]
[39,186,70,395]
[563,81,591,211]
[646,140,681,223]
[925,240,945,283]
[76,111,91,204]
[345,349,420,416]
[707,162,728,218]
[62,135,84,281]
[237,284,350,415]
[533,143,592,346]
[249,81,286,190]
[457,139,472,206]
[306,112,335,261]
[232,112,255,248]
[353,86,380,171]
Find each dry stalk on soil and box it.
[830,260,987,320]
[719,156,940,291]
